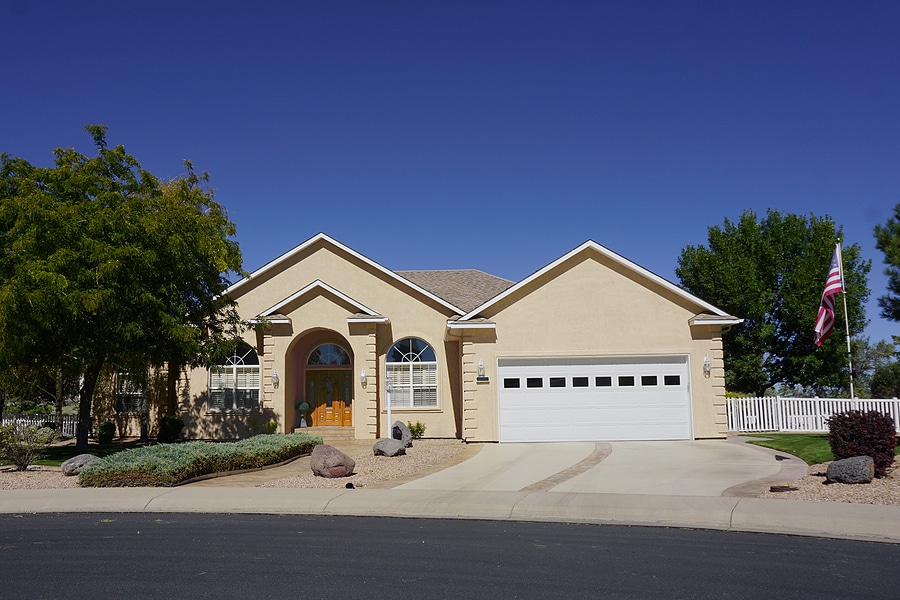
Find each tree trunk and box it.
[76,363,102,451]
[54,367,64,437]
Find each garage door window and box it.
[387,338,437,408]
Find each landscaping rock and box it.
[60,454,100,476]
[310,444,356,478]
[373,438,407,457]
[392,420,412,448]
[826,456,875,484]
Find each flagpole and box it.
[836,241,855,399]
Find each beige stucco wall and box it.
[181,240,462,440]
[459,253,728,442]
[92,367,171,439]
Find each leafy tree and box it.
[853,338,896,398]
[874,202,900,328]
[870,361,900,398]
[676,210,870,396]
[0,126,244,449]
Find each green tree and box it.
[853,338,896,398]
[870,361,900,398]
[0,126,244,449]
[676,210,870,396]
[874,202,900,328]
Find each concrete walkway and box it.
[1,438,897,544]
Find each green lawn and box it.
[744,433,900,465]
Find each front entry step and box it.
[294,426,355,443]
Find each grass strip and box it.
[744,433,900,465]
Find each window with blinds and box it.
[115,372,146,414]
[386,338,438,408]
[209,343,260,411]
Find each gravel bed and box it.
[259,438,466,489]
[759,461,900,506]
[0,466,80,490]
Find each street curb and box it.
[2,487,898,544]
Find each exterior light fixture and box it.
[478,359,485,377]
[702,355,711,377]
[272,368,280,389]
[360,368,367,386]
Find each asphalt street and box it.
[3,513,899,599]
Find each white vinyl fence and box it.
[727,396,900,434]
[1,414,79,437]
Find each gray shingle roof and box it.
[396,269,516,313]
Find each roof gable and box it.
[259,279,381,318]
[459,240,741,323]
[227,233,466,315]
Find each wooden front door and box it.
[307,369,352,427]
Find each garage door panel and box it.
[498,356,691,442]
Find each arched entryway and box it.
[305,343,353,426]
[289,331,354,428]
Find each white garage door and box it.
[498,356,692,442]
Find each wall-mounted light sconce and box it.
[360,368,367,386]
[272,368,280,389]
[478,359,485,377]
[703,354,711,378]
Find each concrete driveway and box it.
[397,439,792,497]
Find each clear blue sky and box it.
[2,1,898,343]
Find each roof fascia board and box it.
[689,316,744,326]
[460,240,733,320]
[260,279,380,317]
[227,233,465,315]
[248,317,291,325]
[347,316,390,324]
[447,321,497,330]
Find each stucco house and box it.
[170,233,740,442]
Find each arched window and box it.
[209,342,260,411]
[386,337,437,408]
[307,343,351,366]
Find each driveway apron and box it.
[397,440,783,496]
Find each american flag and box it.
[814,244,844,346]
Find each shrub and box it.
[96,421,116,444]
[78,432,321,487]
[264,421,278,434]
[826,410,897,477]
[407,421,426,440]
[0,424,56,470]
[157,416,185,443]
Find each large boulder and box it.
[61,454,100,476]
[310,444,356,478]
[827,456,875,484]
[373,438,407,457]
[392,420,412,448]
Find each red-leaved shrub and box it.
[826,410,897,478]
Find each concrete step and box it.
[294,426,356,443]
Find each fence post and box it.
[774,395,782,431]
